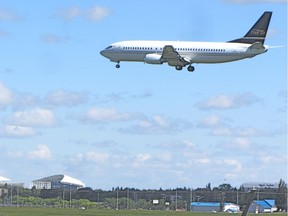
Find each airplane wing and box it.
[161,45,191,66]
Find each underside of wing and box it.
[161,45,191,67]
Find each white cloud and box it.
[223,159,242,171]
[0,81,13,108]
[41,33,70,43]
[7,108,57,127]
[153,115,169,127]
[56,6,81,21]
[196,92,260,110]
[104,92,127,103]
[82,107,135,123]
[86,151,109,163]
[132,91,153,99]
[7,150,24,158]
[231,137,251,148]
[136,153,151,162]
[198,114,222,127]
[56,6,111,22]
[14,93,39,109]
[210,126,271,137]
[132,153,152,168]
[158,152,172,162]
[0,125,36,138]
[100,91,153,103]
[258,154,287,164]
[195,158,210,164]
[28,144,52,160]
[182,140,196,148]
[0,9,21,21]
[92,140,118,148]
[121,115,192,134]
[45,90,88,107]
[0,30,10,38]
[85,6,111,22]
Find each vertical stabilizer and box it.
[229,11,272,44]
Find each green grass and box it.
[0,207,286,216]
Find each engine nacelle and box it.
[144,54,163,64]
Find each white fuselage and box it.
[100,40,267,65]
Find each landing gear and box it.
[175,65,195,72]
[187,65,195,72]
[115,63,120,68]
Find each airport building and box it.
[191,202,239,213]
[0,175,24,198]
[0,175,24,187]
[0,175,11,183]
[0,176,10,197]
[241,182,278,191]
[248,199,277,213]
[31,174,85,190]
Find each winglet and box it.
[229,11,272,44]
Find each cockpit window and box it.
[105,46,112,49]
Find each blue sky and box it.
[0,0,287,190]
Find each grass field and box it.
[0,207,286,216]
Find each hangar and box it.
[249,199,277,213]
[31,174,85,190]
[191,202,239,212]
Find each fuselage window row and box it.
[122,47,226,52]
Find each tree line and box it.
[1,179,287,211]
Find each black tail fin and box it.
[229,11,272,44]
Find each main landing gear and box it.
[187,65,195,72]
[175,65,195,72]
[115,62,120,68]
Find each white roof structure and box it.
[60,175,85,187]
[31,174,85,189]
[0,176,11,182]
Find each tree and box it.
[276,179,287,211]
[217,183,233,191]
[206,183,211,191]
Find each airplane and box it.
[100,11,272,72]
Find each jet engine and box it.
[144,54,163,64]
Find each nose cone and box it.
[100,50,106,56]
[100,50,110,59]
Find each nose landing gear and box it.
[115,62,120,68]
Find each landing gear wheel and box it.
[175,65,183,71]
[116,63,120,69]
[187,65,195,72]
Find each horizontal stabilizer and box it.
[249,42,265,50]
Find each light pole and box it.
[69,185,72,208]
[175,189,178,211]
[116,187,119,210]
[127,188,129,210]
[190,188,193,211]
[62,189,65,208]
